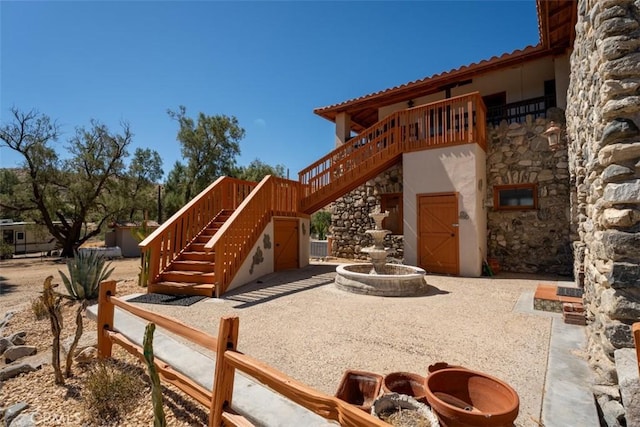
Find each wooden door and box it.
[274,218,299,271]
[418,194,459,275]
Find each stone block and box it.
[601,230,640,261]
[604,180,640,204]
[600,36,640,61]
[602,288,640,320]
[4,402,28,426]
[602,164,634,182]
[605,321,634,348]
[602,399,626,427]
[603,97,640,119]
[608,262,640,288]
[614,348,640,427]
[602,53,640,79]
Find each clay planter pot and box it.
[335,370,384,412]
[382,372,428,403]
[371,393,440,427]
[424,368,519,427]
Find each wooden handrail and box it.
[97,281,386,427]
[138,176,257,287]
[204,175,300,297]
[298,92,486,213]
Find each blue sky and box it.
[1,1,539,180]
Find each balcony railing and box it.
[486,95,556,126]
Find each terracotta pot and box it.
[371,393,440,426]
[424,368,519,427]
[335,370,383,412]
[382,371,427,403]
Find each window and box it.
[494,184,538,210]
[16,232,24,240]
[380,193,403,234]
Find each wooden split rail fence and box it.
[96,280,388,427]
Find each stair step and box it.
[180,251,215,262]
[189,243,208,252]
[160,271,216,284]
[195,235,214,243]
[148,281,215,297]
[171,260,215,272]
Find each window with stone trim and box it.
[494,184,538,210]
[380,193,403,234]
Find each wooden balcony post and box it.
[468,98,474,143]
[210,315,240,427]
[97,280,116,358]
[633,323,640,375]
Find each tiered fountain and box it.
[334,209,428,296]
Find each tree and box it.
[123,148,163,221]
[162,161,189,218]
[234,158,286,182]
[0,108,135,256]
[311,210,331,240]
[166,106,244,202]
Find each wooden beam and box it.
[210,316,240,427]
[633,323,640,376]
[97,280,116,358]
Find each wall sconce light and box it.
[543,121,562,151]
[407,99,415,108]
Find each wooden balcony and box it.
[298,92,487,214]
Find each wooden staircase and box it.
[140,93,487,297]
[149,210,233,297]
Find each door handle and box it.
[452,224,459,227]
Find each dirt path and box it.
[0,256,141,316]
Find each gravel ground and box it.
[0,257,561,426]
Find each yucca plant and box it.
[59,250,115,300]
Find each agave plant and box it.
[59,250,115,300]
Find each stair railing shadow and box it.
[222,264,337,309]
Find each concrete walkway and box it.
[89,268,600,426]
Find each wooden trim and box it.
[633,322,640,376]
[109,296,218,350]
[493,183,538,211]
[97,280,116,358]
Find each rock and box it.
[0,363,37,381]
[608,262,640,289]
[601,288,640,320]
[601,399,625,427]
[74,346,97,364]
[615,348,640,427]
[599,144,640,167]
[4,402,28,426]
[0,337,11,355]
[602,52,640,79]
[604,180,640,204]
[8,412,36,427]
[602,164,634,182]
[600,230,640,261]
[0,311,16,332]
[603,97,640,119]
[8,332,27,346]
[601,208,637,227]
[604,321,633,348]
[3,346,37,363]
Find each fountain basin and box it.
[335,263,428,297]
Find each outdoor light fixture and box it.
[543,121,562,151]
[407,99,415,108]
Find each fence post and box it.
[210,315,240,426]
[97,280,116,358]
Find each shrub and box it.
[31,296,48,320]
[83,359,145,423]
[58,250,114,300]
[0,240,13,259]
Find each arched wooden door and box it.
[274,218,299,271]
[418,193,459,275]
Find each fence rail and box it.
[97,281,388,427]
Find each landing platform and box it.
[534,283,582,313]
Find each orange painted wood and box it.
[97,280,116,358]
[109,296,218,350]
[298,92,486,215]
[224,351,388,427]
[418,193,460,275]
[211,316,240,427]
[633,323,640,375]
[139,176,257,289]
[206,176,301,297]
[274,218,299,271]
[108,330,212,406]
[221,410,255,427]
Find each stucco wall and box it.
[403,144,486,276]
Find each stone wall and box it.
[486,115,573,275]
[566,0,640,423]
[330,164,404,261]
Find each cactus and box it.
[42,275,64,384]
[143,323,166,427]
[58,250,114,300]
[65,300,87,377]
